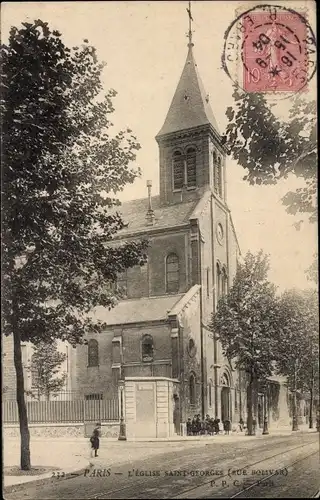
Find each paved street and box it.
[4,433,319,499]
[225,453,319,499]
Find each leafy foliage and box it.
[1,20,148,347]
[275,289,319,397]
[223,88,317,224]
[1,20,148,469]
[306,253,318,284]
[26,341,67,400]
[210,251,279,381]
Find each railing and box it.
[123,362,172,378]
[3,397,119,424]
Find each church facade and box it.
[71,40,290,436]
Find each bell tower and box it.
[156,3,226,207]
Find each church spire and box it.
[156,3,220,139]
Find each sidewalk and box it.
[4,426,317,488]
[3,439,90,488]
[2,434,256,488]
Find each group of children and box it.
[186,414,245,436]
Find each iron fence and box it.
[23,390,79,401]
[3,397,119,424]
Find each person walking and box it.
[213,418,219,435]
[90,422,101,457]
[252,418,257,435]
[186,418,192,436]
[239,418,244,432]
[224,419,231,435]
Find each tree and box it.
[27,341,67,400]
[223,89,317,224]
[1,21,148,469]
[209,251,279,435]
[306,253,318,284]
[276,289,319,430]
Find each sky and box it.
[2,0,317,291]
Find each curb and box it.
[3,428,315,443]
[3,460,93,492]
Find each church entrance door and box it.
[221,387,230,422]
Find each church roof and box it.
[91,294,184,326]
[112,195,198,237]
[157,45,220,137]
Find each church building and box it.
[3,19,293,438]
[71,33,282,438]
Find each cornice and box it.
[156,123,221,144]
[110,223,190,242]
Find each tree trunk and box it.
[292,364,298,431]
[13,326,31,470]
[247,371,254,436]
[239,370,243,421]
[309,376,314,429]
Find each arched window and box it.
[221,373,230,386]
[166,253,180,293]
[142,334,154,362]
[31,354,39,389]
[208,380,213,407]
[186,147,196,188]
[216,262,222,301]
[173,151,184,190]
[222,267,228,296]
[217,157,223,197]
[188,338,197,357]
[213,151,218,194]
[88,339,99,367]
[189,373,196,405]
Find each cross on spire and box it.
[186,1,194,47]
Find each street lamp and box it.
[118,383,127,441]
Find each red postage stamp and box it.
[242,11,308,92]
[222,5,317,95]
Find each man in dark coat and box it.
[186,418,192,436]
[191,415,199,435]
[90,423,101,457]
[223,419,231,435]
[239,418,244,432]
[213,418,220,435]
[195,414,202,435]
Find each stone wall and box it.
[4,422,120,439]
[75,331,116,398]
[178,289,202,420]
[74,322,173,397]
[109,230,189,299]
[148,230,189,296]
